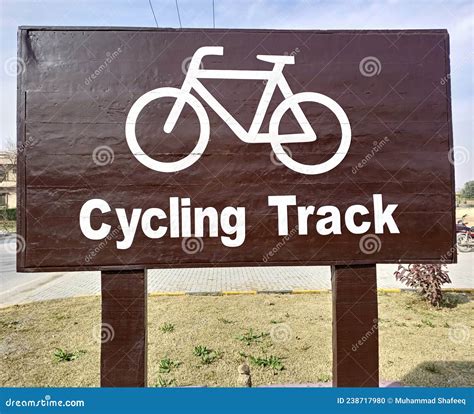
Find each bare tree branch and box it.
[0,139,17,184]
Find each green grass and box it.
[155,376,177,387]
[159,323,175,333]
[158,358,181,373]
[248,355,284,371]
[53,348,86,363]
[318,374,331,383]
[193,346,222,365]
[236,329,269,346]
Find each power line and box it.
[212,0,215,28]
[175,0,182,29]
[148,0,159,27]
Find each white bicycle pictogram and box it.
[125,46,351,174]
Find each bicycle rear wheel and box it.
[269,92,351,175]
[125,87,210,173]
[457,233,472,253]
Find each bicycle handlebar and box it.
[164,47,224,133]
[189,46,224,73]
[194,46,224,59]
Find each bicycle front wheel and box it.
[269,92,351,175]
[457,233,472,253]
[125,87,210,173]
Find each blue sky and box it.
[0,0,472,186]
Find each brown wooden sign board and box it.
[17,27,455,388]
[17,27,455,272]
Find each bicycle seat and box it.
[256,54,295,65]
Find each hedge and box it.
[0,208,16,221]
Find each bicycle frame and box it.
[164,53,316,144]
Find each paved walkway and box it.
[1,234,473,307]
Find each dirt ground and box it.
[0,292,472,387]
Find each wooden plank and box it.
[442,35,458,257]
[331,264,379,387]
[16,29,27,270]
[100,269,147,387]
[23,153,453,186]
[25,121,452,155]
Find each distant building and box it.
[0,151,17,209]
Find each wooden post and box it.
[100,269,147,387]
[331,264,379,387]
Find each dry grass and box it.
[0,292,472,387]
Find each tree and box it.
[0,140,17,231]
[460,181,474,199]
[0,139,17,184]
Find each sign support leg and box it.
[100,269,147,387]
[331,264,379,387]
